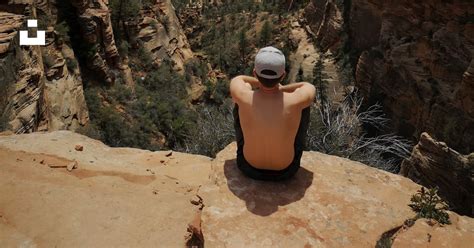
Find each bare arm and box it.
[230,75,259,103]
[283,82,316,108]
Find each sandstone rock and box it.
[400,133,474,216]
[304,0,344,51]
[67,161,78,172]
[0,131,213,247]
[0,132,472,246]
[0,12,23,55]
[136,0,193,72]
[200,142,473,247]
[42,43,89,131]
[70,0,120,84]
[75,144,84,151]
[0,3,89,133]
[0,10,40,135]
[392,213,474,247]
[305,0,474,154]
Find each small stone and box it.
[160,160,165,163]
[75,145,84,151]
[67,161,78,172]
[190,194,204,208]
[165,151,173,157]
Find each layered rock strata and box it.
[401,133,474,216]
[304,0,474,153]
[0,1,89,133]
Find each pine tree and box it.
[313,58,329,118]
[109,0,142,41]
[259,21,272,46]
[238,29,248,64]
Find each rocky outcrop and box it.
[401,133,474,216]
[0,131,212,247]
[0,7,47,133]
[391,214,474,247]
[305,0,474,154]
[303,0,344,51]
[136,0,193,71]
[70,0,120,84]
[0,131,472,247]
[0,1,89,133]
[42,39,89,131]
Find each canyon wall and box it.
[0,1,88,133]
[136,0,193,72]
[305,0,474,154]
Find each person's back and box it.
[230,47,316,181]
[239,90,304,170]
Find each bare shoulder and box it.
[230,76,253,105]
[284,83,316,109]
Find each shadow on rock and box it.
[223,159,313,216]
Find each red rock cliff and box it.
[305,0,474,154]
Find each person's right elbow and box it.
[306,83,316,100]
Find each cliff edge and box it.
[0,131,472,247]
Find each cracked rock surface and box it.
[0,131,472,247]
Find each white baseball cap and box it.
[254,46,286,79]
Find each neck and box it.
[260,85,279,94]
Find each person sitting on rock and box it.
[230,46,316,181]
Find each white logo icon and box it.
[20,19,46,46]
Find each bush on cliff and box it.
[178,100,235,157]
[409,187,451,225]
[307,95,412,172]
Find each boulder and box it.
[401,133,474,216]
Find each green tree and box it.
[238,29,248,64]
[54,21,70,43]
[109,0,142,40]
[259,20,272,46]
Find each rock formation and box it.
[304,0,474,154]
[69,0,121,84]
[304,0,344,51]
[401,133,474,216]
[0,1,89,133]
[136,0,193,72]
[0,131,472,247]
